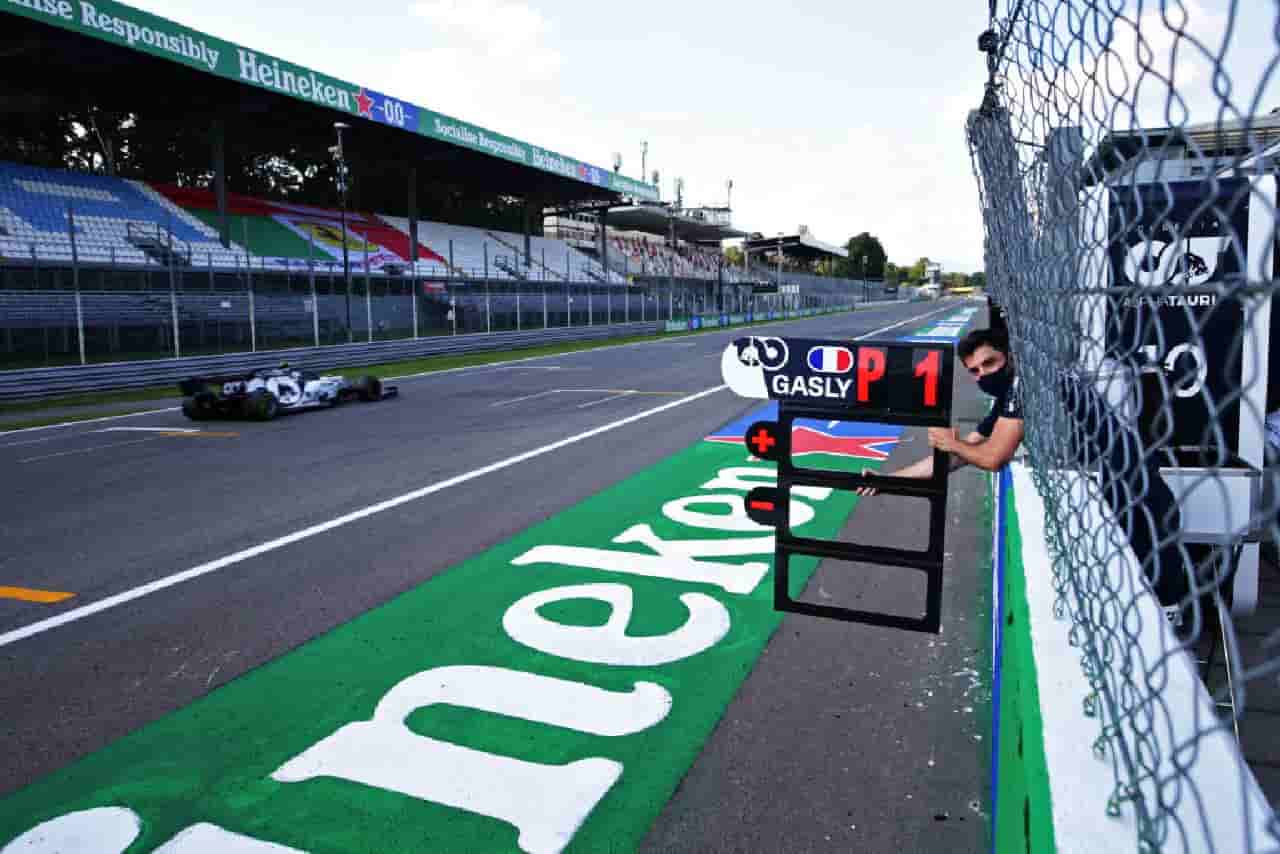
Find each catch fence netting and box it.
[967,0,1280,850]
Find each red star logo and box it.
[354,88,375,118]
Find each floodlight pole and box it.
[334,122,353,342]
[668,207,675,301]
[776,234,783,314]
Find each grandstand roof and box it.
[602,205,749,244]
[1,0,659,206]
[743,231,848,261]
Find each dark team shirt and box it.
[976,374,1024,438]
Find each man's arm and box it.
[855,432,983,495]
[939,418,1024,472]
[893,431,984,477]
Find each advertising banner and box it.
[4,0,659,202]
[1106,178,1248,451]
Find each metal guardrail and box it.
[0,322,662,402]
[0,298,909,402]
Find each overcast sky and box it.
[126,0,1278,274]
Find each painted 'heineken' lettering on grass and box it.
[0,415,901,853]
[3,314,980,853]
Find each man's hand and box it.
[854,468,880,497]
[927,427,960,454]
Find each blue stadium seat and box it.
[0,161,241,265]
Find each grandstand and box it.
[0,0,883,368]
[0,162,665,285]
[544,204,752,283]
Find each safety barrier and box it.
[0,322,661,402]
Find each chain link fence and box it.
[968,0,1280,850]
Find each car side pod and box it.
[723,336,955,633]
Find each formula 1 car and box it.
[178,364,398,421]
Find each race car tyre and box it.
[245,391,280,421]
[182,394,215,421]
[356,375,384,402]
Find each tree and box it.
[968,271,987,289]
[909,257,932,283]
[843,232,887,279]
[723,246,744,267]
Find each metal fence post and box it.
[516,284,522,331]
[364,251,372,343]
[485,279,491,334]
[566,281,571,328]
[588,283,593,326]
[67,202,86,365]
[543,282,548,329]
[247,254,256,353]
[168,223,181,359]
[411,271,419,340]
[309,263,319,349]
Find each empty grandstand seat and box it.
[0,161,245,265]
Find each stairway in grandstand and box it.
[484,229,622,283]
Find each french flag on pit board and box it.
[807,346,853,374]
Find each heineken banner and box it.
[3,0,660,202]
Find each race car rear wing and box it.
[178,374,255,396]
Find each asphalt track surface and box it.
[0,299,985,850]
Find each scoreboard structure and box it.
[722,336,957,632]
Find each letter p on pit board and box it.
[722,336,955,633]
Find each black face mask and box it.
[977,364,1013,397]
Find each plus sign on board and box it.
[743,420,782,461]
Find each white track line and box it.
[0,425,195,450]
[0,303,956,646]
[380,304,925,384]
[489,389,560,408]
[576,391,635,409]
[0,407,182,438]
[0,432,97,449]
[853,302,957,340]
[19,437,162,464]
[0,384,729,649]
[0,303,944,439]
[96,427,200,434]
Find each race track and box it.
[0,300,989,853]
